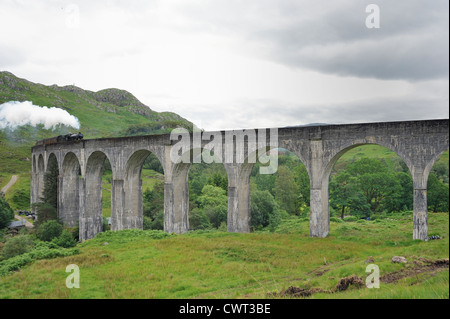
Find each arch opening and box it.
[81,151,111,241]
[325,144,414,239]
[166,147,228,233]
[248,148,310,233]
[37,154,45,201]
[121,150,165,231]
[188,158,228,231]
[33,153,59,225]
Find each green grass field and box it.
[0,212,448,299]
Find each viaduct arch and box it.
[30,119,449,241]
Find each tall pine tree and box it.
[34,156,59,225]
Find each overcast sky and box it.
[1,0,448,131]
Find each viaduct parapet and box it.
[30,119,449,241]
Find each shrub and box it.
[0,246,79,277]
[36,220,63,242]
[189,208,211,230]
[0,253,34,276]
[33,202,57,227]
[151,211,164,230]
[330,217,343,223]
[71,225,80,242]
[103,217,110,231]
[52,229,77,248]
[0,196,14,229]
[343,216,358,222]
[251,190,281,230]
[218,221,227,232]
[143,216,153,230]
[204,205,227,229]
[1,235,34,260]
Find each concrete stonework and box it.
[30,119,449,241]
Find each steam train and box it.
[35,132,84,146]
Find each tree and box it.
[197,185,228,228]
[253,172,276,195]
[347,157,387,176]
[206,172,228,194]
[428,173,449,212]
[1,235,34,260]
[387,172,413,211]
[0,195,14,229]
[41,157,59,210]
[250,190,281,230]
[143,180,165,225]
[293,164,310,207]
[274,166,299,215]
[204,205,227,228]
[357,172,403,213]
[33,202,57,226]
[431,161,449,184]
[189,208,211,230]
[143,153,164,175]
[197,185,228,208]
[329,157,411,216]
[52,229,77,248]
[329,172,370,219]
[343,158,405,214]
[36,220,63,242]
[34,156,59,225]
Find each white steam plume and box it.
[0,101,80,130]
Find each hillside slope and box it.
[0,213,448,299]
[0,71,193,174]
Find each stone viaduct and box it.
[30,119,449,241]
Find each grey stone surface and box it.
[30,119,449,241]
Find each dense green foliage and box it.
[143,180,165,230]
[331,158,411,218]
[0,195,14,229]
[0,239,79,277]
[329,156,449,217]
[428,173,450,212]
[138,147,449,232]
[51,229,77,248]
[36,220,63,242]
[0,235,34,260]
[250,190,284,231]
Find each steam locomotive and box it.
[35,132,84,146]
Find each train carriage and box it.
[35,132,84,146]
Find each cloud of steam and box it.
[0,101,80,130]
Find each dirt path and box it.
[1,175,34,228]
[1,174,18,194]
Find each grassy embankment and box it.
[0,211,448,299]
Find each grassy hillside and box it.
[0,71,193,174]
[0,212,448,299]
